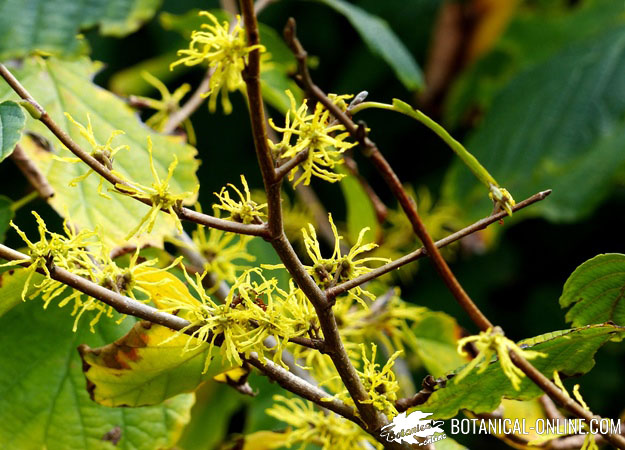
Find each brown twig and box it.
[10,144,55,199]
[327,189,552,299]
[239,1,401,441]
[395,375,444,413]
[0,242,351,416]
[275,148,309,180]
[283,17,493,332]
[540,394,565,421]
[0,62,268,238]
[283,19,625,449]
[509,351,625,449]
[246,353,361,424]
[0,243,190,330]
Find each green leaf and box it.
[337,167,379,244]
[0,297,194,450]
[0,0,161,60]
[314,0,423,91]
[177,383,244,450]
[0,268,43,318]
[79,320,222,407]
[419,324,625,419]
[0,57,199,247]
[445,24,625,222]
[109,51,184,96]
[445,0,625,128]
[0,195,13,241]
[0,100,26,162]
[560,253,625,327]
[411,311,466,378]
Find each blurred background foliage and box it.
[1,0,625,448]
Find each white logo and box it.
[380,410,446,446]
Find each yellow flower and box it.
[357,343,401,417]
[59,113,129,198]
[373,186,462,282]
[267,395,382,450]
[0,213,116,332]
[553,371,598,450]
[115,137,198,240]
[340,288,427,355]
[131,71,195,143]
[269,90,356,186]
[528,372,598,449]
[455,326,546,390]
[1,212,98,301]
[170,11,265,114]
[190,206,255,283]
[489,184,516,216]
[160,268,310,372]
[290,214,389,306]
[214,175,267,224]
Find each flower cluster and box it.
[214,175,267,224]
[267,395,381,450]
[527,372,598,449]
[160,268,315,372]
[339,288,427,355]
[269,90,356,186]
[131,71,194,139]
[455,326,546,390]
[59,113,128,198]
[1,212,97,301]
[0,213,177,331]
[170,11,265,114]
[355,343,401,417]
[268,214,389,306]
[374,186,462,281]
[115,137,197,239]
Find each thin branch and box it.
[10,144,55,199]
[162,68,215,134]
[509,350,625,449]
[275,148,309,180]
[246,353,361,423]
[239,1,400,440]
[0,242,353,418]
[0,62,269,238]
[282,19,625,449]
[283,18,493,332]
[540,394,565,421]
[327,189,552,299]
[395,375,442,413]
[0,243,190,330]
